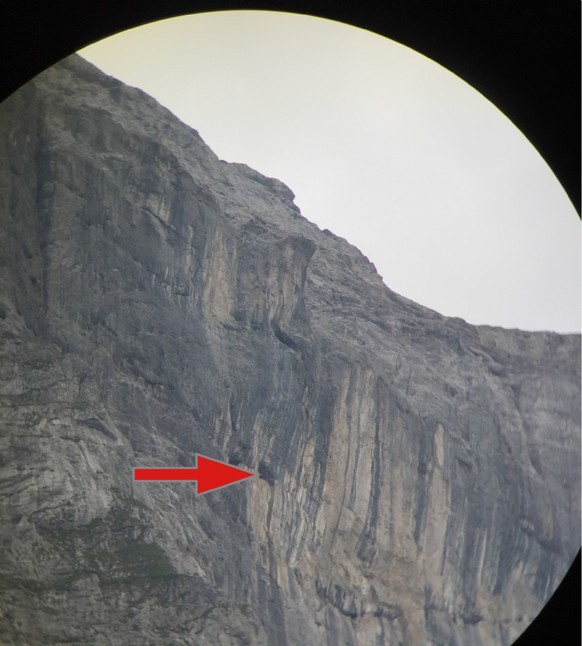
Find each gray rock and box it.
[0,54,579,645]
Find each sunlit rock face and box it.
[0,55,579,646]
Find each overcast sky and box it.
[79,11,580,333]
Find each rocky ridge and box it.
[0,54,579,645]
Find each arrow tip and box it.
[195,453,254,495]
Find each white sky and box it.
[79,10,581,333]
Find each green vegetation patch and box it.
[37,491,180,586]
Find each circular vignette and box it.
[0,3,579,645]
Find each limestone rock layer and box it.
[0,55,579,645]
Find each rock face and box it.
[0,55,579,645]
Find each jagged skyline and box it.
[79,11,580,333]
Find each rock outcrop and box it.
[0,54,579,645]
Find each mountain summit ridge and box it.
[0,54,579,645]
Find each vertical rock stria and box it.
[0,55,579,645]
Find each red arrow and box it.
[133,453,254,495]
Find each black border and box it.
[0,2,579,644]
[1,1,579,214]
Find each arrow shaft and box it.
[134,467,199,481]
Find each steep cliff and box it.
[0,54,579,645]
